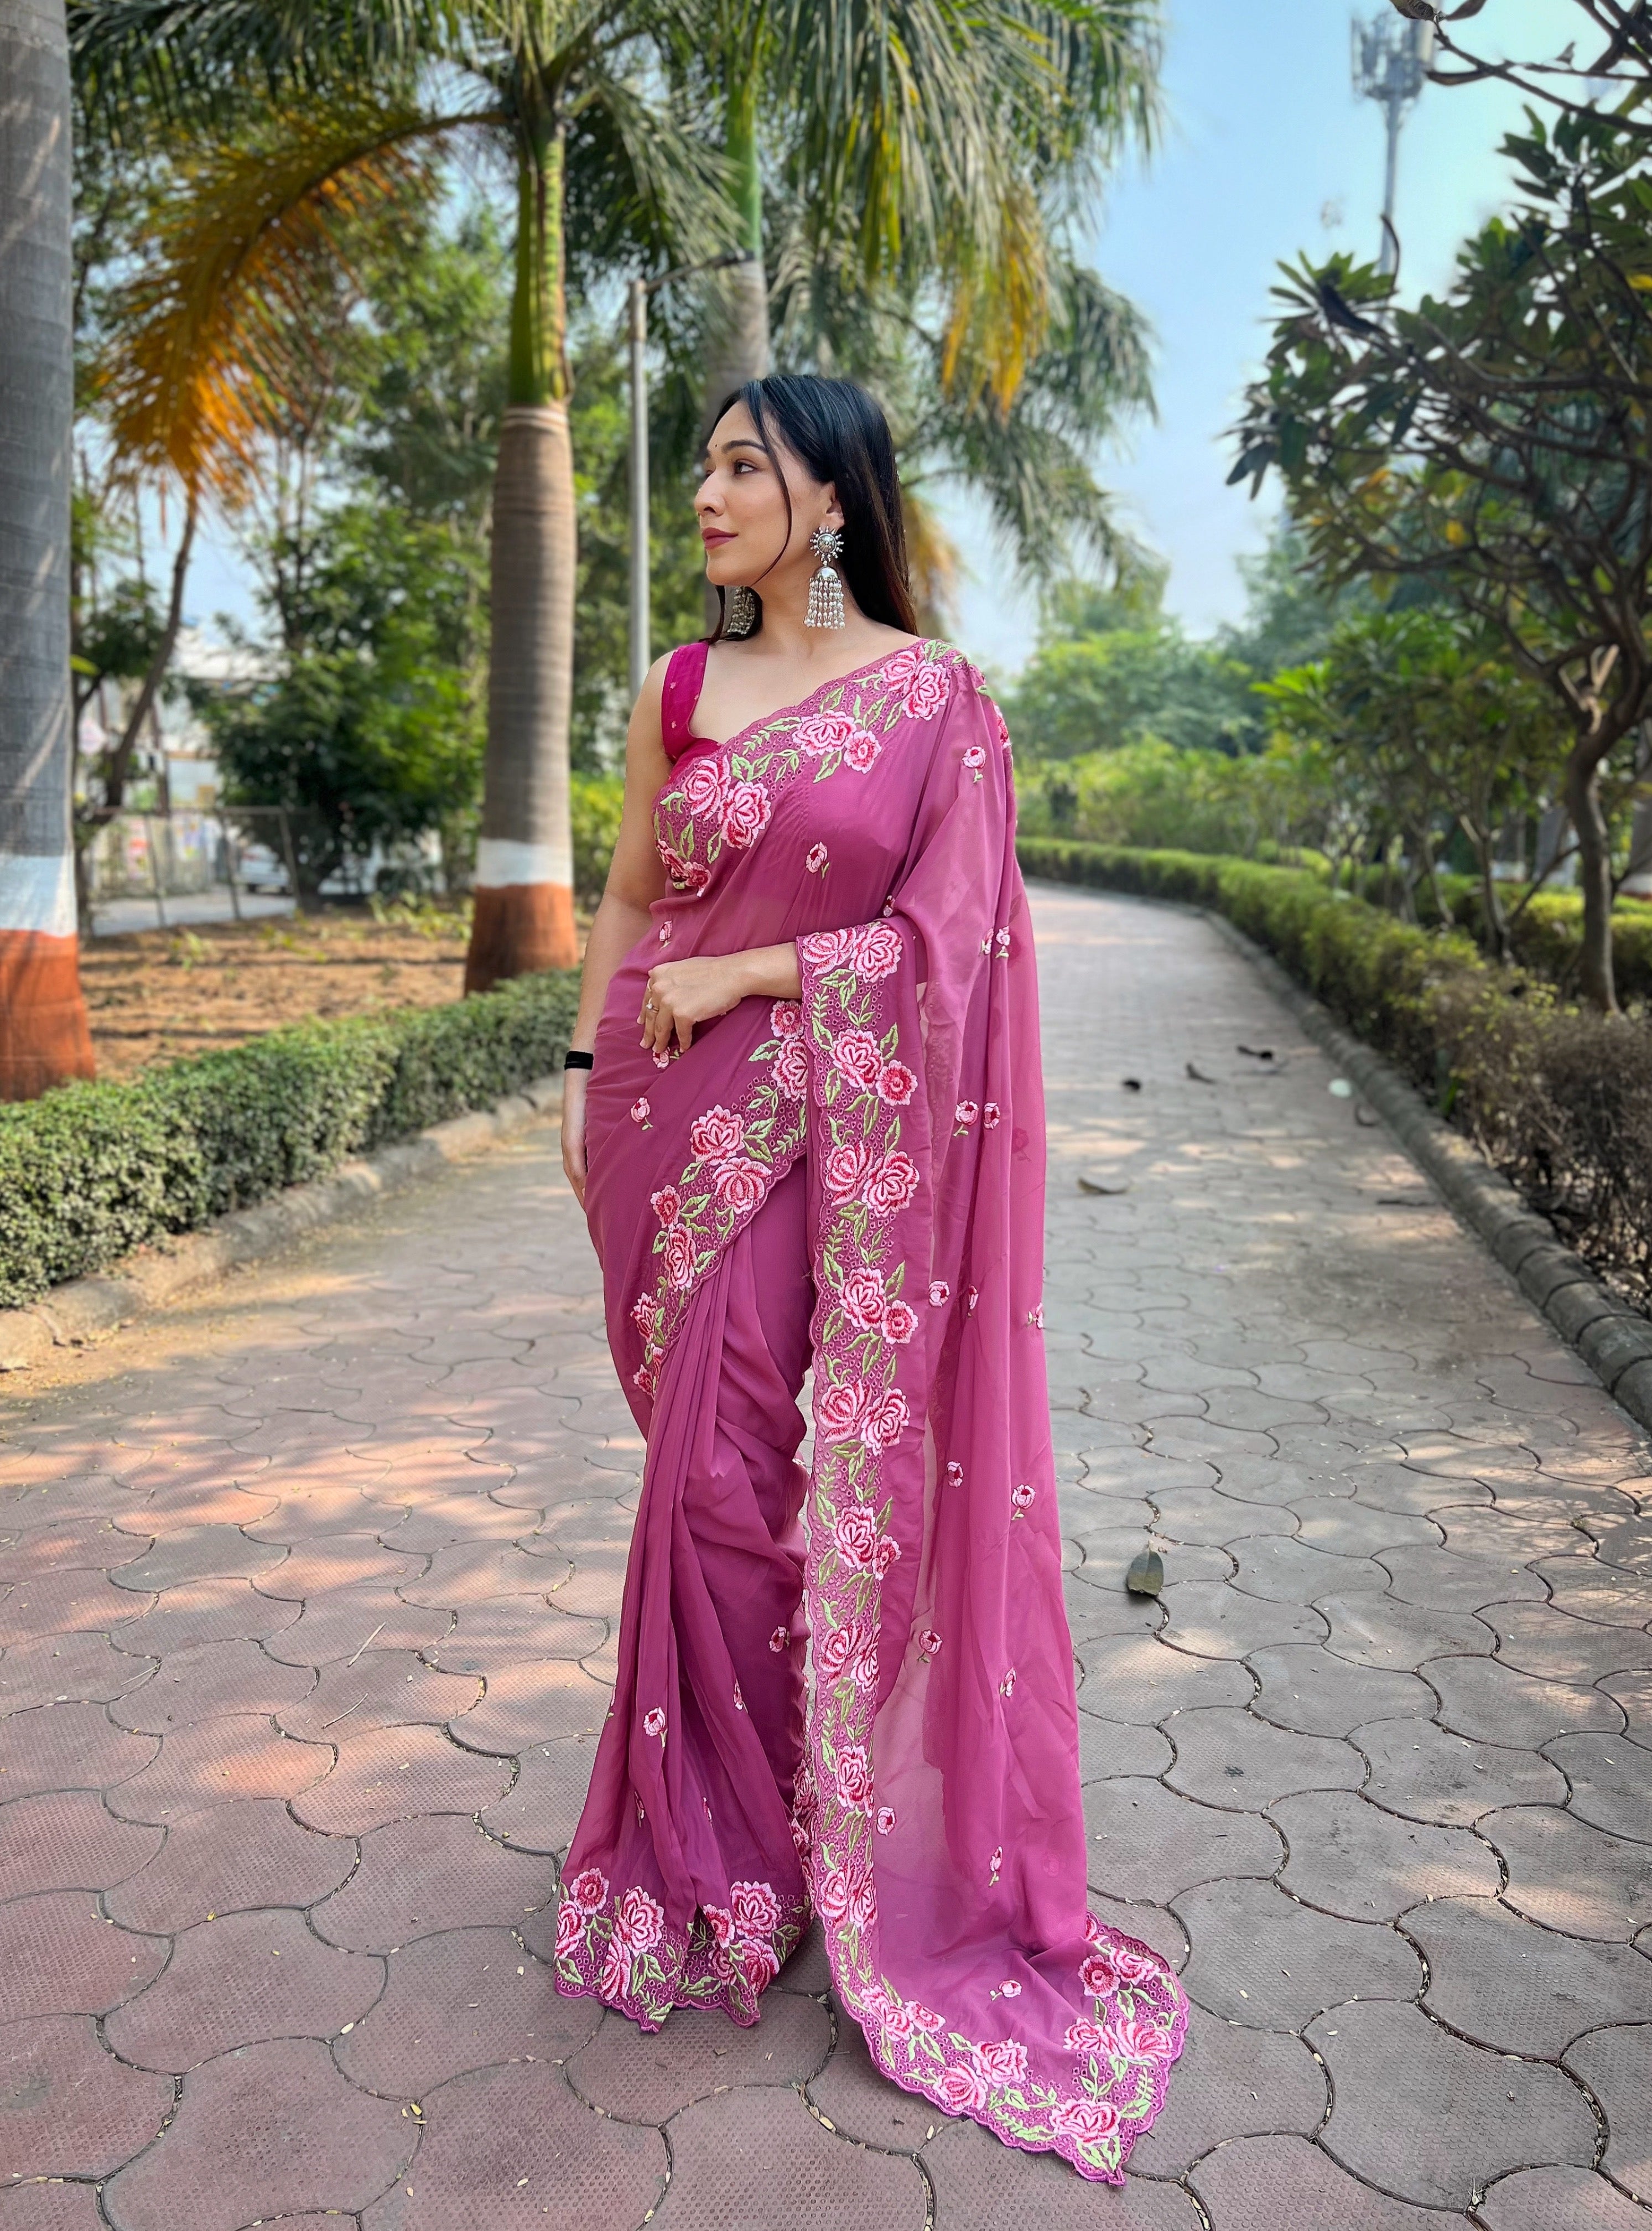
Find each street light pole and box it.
[626,251,759,701]
[1353,12,1435,277]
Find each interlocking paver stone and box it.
[103,2035,412,2231]
[1188,2134,1473,2229]
[105,1905,381,2069]
[9,883,1652,2225]
[1484,1804,1652,1939]
[1353,1716,1568,1824]
[0,2016,173,2177]
[360,2062,663,2231]
[1175,1876,1422,2027]
[1411,1897,1652,2055]
[337,1926,598,2095]
[1272,1791,1499,1919]
[1309,1999,1596,2207]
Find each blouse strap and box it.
[659,639,712,760]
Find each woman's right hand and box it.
[562,1070,589,1207]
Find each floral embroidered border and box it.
[554,1862,808,2032]
[794,923,1189,2185]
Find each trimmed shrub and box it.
[1019,838,1652,1313]
[0,969,580,1309]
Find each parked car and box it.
[232,841,289,894]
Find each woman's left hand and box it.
[638,954,756,1055]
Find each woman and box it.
[554,373,1186,2181]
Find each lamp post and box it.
[1353,12,1435,276]
[627,252,759,699]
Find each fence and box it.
[80,807,310,931]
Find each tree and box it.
[73,0,734,991]
[1232,106,1652,1011]
[0,0,96,1097]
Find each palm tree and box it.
[688,0,1161,433]
[1,0,96,1096]
[74,0,732,987]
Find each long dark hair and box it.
[705,373,918,641]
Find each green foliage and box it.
[196,501,486,891]
[0,971,580,1308]
[1017,837,1652,1308]
[570,771,626,906]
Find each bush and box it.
[1019,838,1652,1312]
[571,773,625,907]
[1344,867,1652,1006]
[0,970,580,1309]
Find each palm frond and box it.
[95,100,456,502]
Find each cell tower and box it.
[1353,12,1435,276]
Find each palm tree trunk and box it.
[0,0,95,1097]
[465,112,579,992]
[700,56,770,440]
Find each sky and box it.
[949,0,1578,672]
[176,0,1580,678]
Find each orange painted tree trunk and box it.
[0,0,95,1096]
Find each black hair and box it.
[704,373,918,641]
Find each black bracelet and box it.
[563,1049,595,1072]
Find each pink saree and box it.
[554,639,1187,2180]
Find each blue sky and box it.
[950,0,1576,670]
[180,0,1577,676]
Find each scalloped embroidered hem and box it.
[553,1889,810,2035]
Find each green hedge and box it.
[0,969,580,1310]
[1018,838,1652,1313]
[1342,866,1652,1006]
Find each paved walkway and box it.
[3,885,1650,2231]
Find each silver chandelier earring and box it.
[806,527,846,630]
[724,585,758,639]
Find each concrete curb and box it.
[1201,908,1652,1440]
[0,1075,564,1373]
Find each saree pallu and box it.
[554,641,1187,2181]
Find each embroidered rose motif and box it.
[834,1745,875,1807]
[823,1138,875,1198]
[690,1104,745,1159]
[831,1030,886,1092]
[817,1377,868,1444]
[773,1037,809,1094]
[770,999,803,1037]
[662,1223,696,1289]
[946,1460,964,1488]
[999,1667,1017,1698]
[936,2063,987,2115]
[554,1900,585,1959]
[643,1707,666,1739]
[657,921,672,942]
[929,1279,951,1306]
[876,1805,897,1835]
[1027,1303,1045,1329]
[679,756,729,814]
[881,1997,919,2041]
[918,1627,943,1659]
[630,1294,654,1332]
[908,2001,945,2033]
[881,1299,918,1345]
[733,1679,745,1711]
[652,1049,672,1069]
[730,1879,782,1939]
[1064,2019,1108,2053]
[843,728,882,772]
[651,1186,681,1227]
[1111,1944,1167,1989]
[905,661,952,722]
[983,1101,1001,1129]
[794,713,858,757]
[955,1099,980,1129]
[852,921,903,979]
[732,1936,780,1993]
[861,1150,920,1214]
[1050,2097,1119,2144]
[613,1884,666,1956]
[704,1902,736,1952]
[711,1158,767,1213]
[817,1862,875,1927]
[973,2037,1027,2083]
[1011,1483,1035,1517]
[877,1060,918,1106]
[1111,2014,1176,2064]
[633,1363,656,1395]
[840,1270,887,1330]
[989,1845,1003,1878]
[721,782,772,849]
[965,1285,980,1314]
[995,925,1011,957]
[833,1507,881,1570]
[817,1617,878,1690]
[863,1387,909,1450]
[1079,1948,1119,1997]
[769,1625,790,1653]
[569,1866,609,1913]
[801,925,859,971]
[962,743,986,781]
[806,842,829,874]
[630,1097,652,1125]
